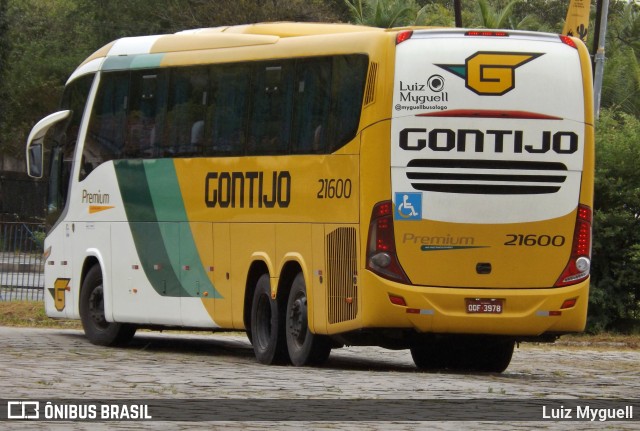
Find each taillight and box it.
[555,205,592,287]
[366,201,410,283]
[396,30,413,45]
[465,30,509,37]
[559,35,578,49]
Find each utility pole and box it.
[454,0,462,27]
[592,0,610,119]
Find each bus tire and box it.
[285,273,331,366]
[467,337,515,373]
[410,339,449,371]
[250,274,288,365]
[79,265,136,346]
[410,336,514,373]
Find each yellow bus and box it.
[27,23,594,372]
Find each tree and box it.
[0,0,343,161]
[475,0,537,30]
[599,0,640,117]
[343,0,429,27]
[0,0,9,149]
[589,109,640,332]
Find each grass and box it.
[0,301,81,329]
[0,301,639,349]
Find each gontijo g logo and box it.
[437,52,543,96]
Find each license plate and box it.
[465,298,504,314]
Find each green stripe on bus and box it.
[114,160,220,299]
[144,160,221,298]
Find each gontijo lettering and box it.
[205,170,291,208]
[399,128,578,154]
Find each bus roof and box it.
[68,23,576,84]
[68,22,389,83]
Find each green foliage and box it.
[343,0,427,27]
[461,0,543,30]
[589,109,640,332]
[599,1,640,117]
[0,0,342,158]
[476,0,521,29]
[0,0,8,128]
[0,0,95,157]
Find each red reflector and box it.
[396,30,413,44]
[407,308,420,314]
[549,311,562,316]
[559,35,577,49]
[465,31,509,37]
[389,294,407,306]
[561,298,578,309]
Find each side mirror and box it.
[27,143,43,178]
[25,110,71,179]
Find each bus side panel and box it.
[229,223,276,329]
[180,222,220,327]
[212,223,233,328]
[43,224,73,319]
[275,223,313,324]
[311,224,328,335]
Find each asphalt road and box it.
[0,326,638,430]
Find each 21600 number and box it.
[504,234,566,247]
[317,178,352,199]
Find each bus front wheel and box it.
[79,265,136,346]
[250,274,288,365]
[285,273,331,366]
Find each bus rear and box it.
[362,30,594,370]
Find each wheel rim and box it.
[254,293,272,349]
[88,284,108,330]
[288,291,307,347]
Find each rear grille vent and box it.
[326,227,358,324]
[406,159,568,195]
[364,62,378,106]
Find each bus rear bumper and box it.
[359,273,589,337]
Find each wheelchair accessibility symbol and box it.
[394,192,422,220]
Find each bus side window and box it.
[210,65,250,156]
[126,70,168,158]
[47,73,94,223]
[291,58,331,154]
[328,55,368,152]
[247,63,294,155]
[83,71,130,180]
[166,67,209,157]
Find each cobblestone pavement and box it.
[0,326,638,430]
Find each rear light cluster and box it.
[559,35,578,49]
[366,201,410,283]
[555,204,592,287]
[396,30,413,45]
[465,30,509,37]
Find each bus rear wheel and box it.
[410,336,514,373]
[285,273,331,366]
[250,274,288,365]
[79,265,136,346]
